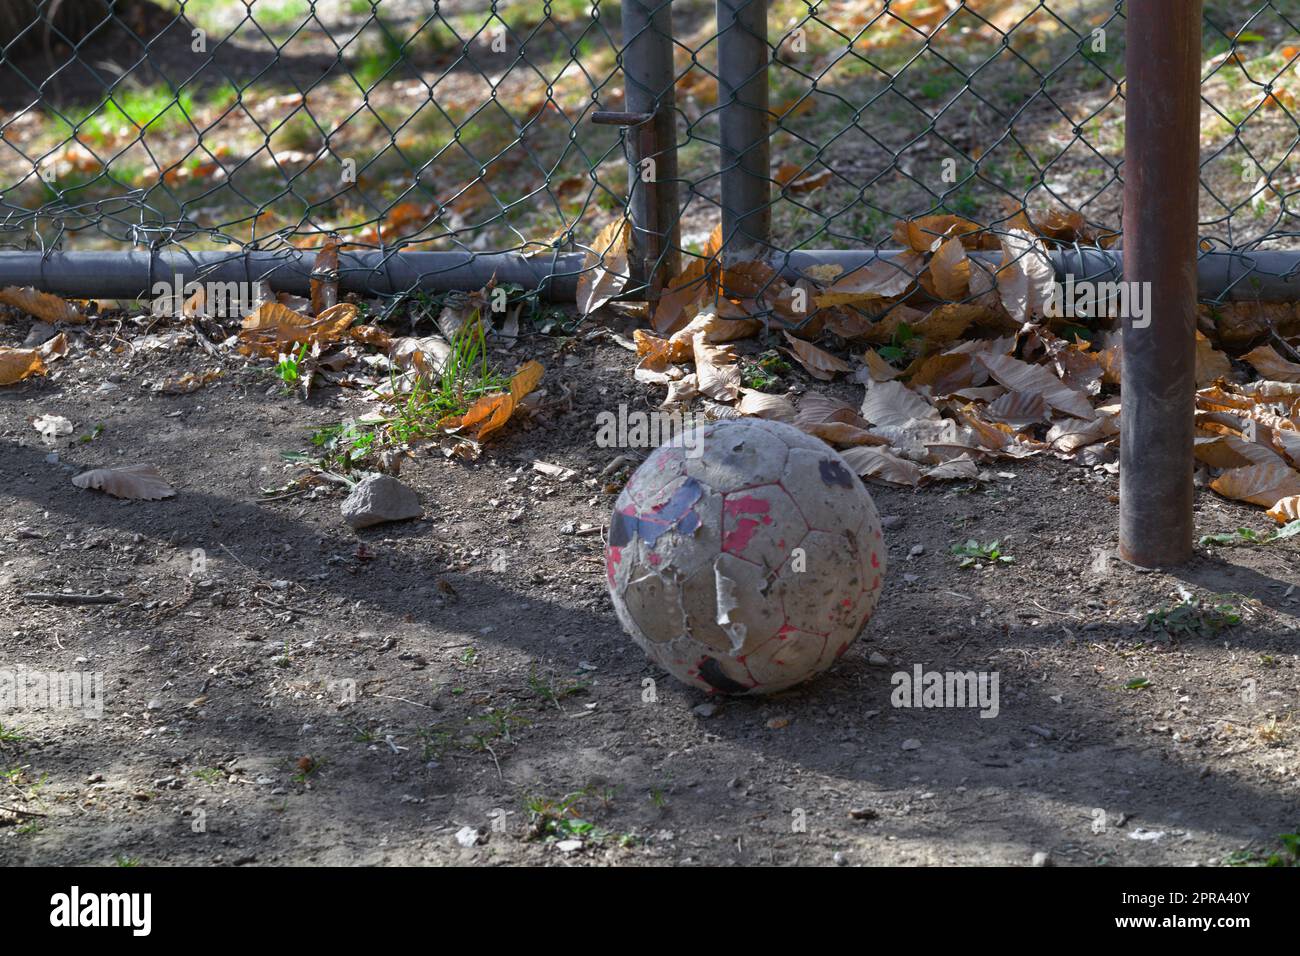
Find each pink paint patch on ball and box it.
[605,417,887,696]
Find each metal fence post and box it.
[716,0,770,269]
[621,1,680,298]
[1119,0,1203,567]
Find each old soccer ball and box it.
[606,417,886,695]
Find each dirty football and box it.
[606,417,887,695]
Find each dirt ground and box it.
[1,304,1298,868]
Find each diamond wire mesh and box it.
[0,1,1296,308]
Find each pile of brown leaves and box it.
[627,211,1300,523]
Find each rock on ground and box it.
[341,474,422,529]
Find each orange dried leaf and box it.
[0,286,83,324]
[0,348,45,385]
[926,236,970,300]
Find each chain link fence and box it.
[0,0,1297,307]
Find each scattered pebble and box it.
[454,826,485,848]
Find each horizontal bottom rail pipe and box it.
[0,248,1297,302]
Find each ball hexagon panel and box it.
[720,484,808,572]
[776,529,865,635]
[684,420,791,493]
[742,627,828,692]
[620,571,689,645]
[781,446,872,533]
[625,443,689,505]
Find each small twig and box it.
[218,543,258,576]
[483,743,504,783]
[21,592,121,605]
[0,805,47,818]
[372,694,432,709]
[254,594,318,616]
[1027,599,1081,620]
[258,488,313,503]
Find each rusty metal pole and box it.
[621,0,680,299]
[1119,0,1203,567]
[716,0,770,268]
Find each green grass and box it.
[1225,830,1300,867]
[523,788,634,846]
[353,23,408,89]
[741,351,791,391]
[950,539,1015,568]
[1200,520,1300,547]
[526,666,590,709]
[54,86,200,145]
[270,113,323,154]
[1142,597,1242,641]
[274,342,311,389]
[382,315,511,441]
[0,723,22,746]
[252,0,311,30]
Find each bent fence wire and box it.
[0,0,1298,310]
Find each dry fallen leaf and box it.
[860,379,942,428]
[576,217,629,316]
[310,236,341,316]
[668,311,762,350]
[72,464,175,500]
[774,162,833,194]
[389,335,451,376]
[350,325,392,349]
[839,446,922,486]
[1242,344,1300,383]
[0,348,46,385]
[239,302,357,356]
[814,252,923,305]
[800,421,892,447]
[926,236,971,300]
[652,257,710,334]
[1200,301,1300,351]
[996,229,1055,324]
[862,349,904,382]
[0,286,83,324]
[921,454,981,483]
[693,334,741,402]
[892,215,985,253]
[736,388,796,422]
[1210,461,1300,508]
[1047,413,1120,455]
[441,360,545,443]
[1195,331,1233,387]
[984,390,1050,428]
[976,352,1094,420]
[782,332,851,381]
[1266,495,1300,523]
